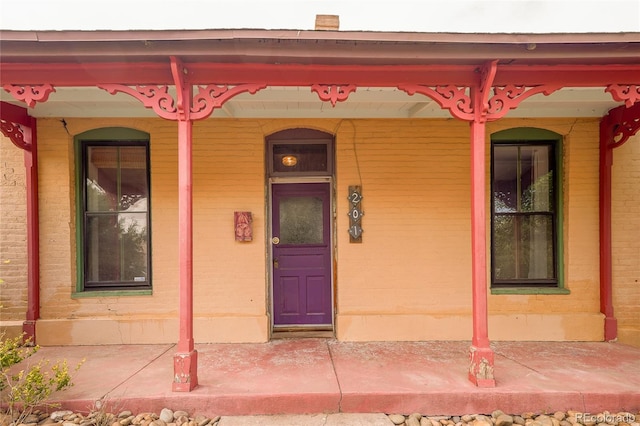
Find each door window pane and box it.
[279,196,324,244]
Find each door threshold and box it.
[272,327,334,340]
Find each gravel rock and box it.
[386,412,639,426]
[5,406,639,426]
[497,414,514,426]
[50,413,74,422]
[158,410,173,424]
[406,417,420,426]
[389,414,407,425]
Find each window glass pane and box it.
[86,214,121,282]
[273,144,328,173]
[86,213,148,283]
[119,213,148,282]
[493,214,554,281]
[493,214,517,280]
[87,147,118,212]
[520,146,553,212]
[492,141,557,286]
[119,147,148,210]
[279,196,324,244]
[519,215,554,280]
[83,142,149,288]
[493,146,518,213]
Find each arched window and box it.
[491,128,566,293]
[75,128,151,292]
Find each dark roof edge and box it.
[1,29,640,44]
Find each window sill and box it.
[72,289,152,298]
[491,287,570,295]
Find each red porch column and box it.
[468,117,496,387]
[599,102,640,342]
[599,124,617,341]
[171,56,198,391]
[0,102,40,343]
[173,116,198,391]
[22,119,40,342]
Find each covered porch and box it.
[1,28,640,393]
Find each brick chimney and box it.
[315,14,340,31]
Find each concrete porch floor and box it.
[17,340,640,417]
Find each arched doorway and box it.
[266,129,335,333]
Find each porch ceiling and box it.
[0,85,623,119]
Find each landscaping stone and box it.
[3,407,640,426]
[496,414,514,426]
[158,410,173,424]
[389,414,406,425]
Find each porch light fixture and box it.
[282,155,298,167]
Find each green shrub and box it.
[1,332,82,424]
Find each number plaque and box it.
[348,186,363,243]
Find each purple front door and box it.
[272,183,332,326]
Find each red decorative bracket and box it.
[191,84,266,120]
[171,56,191,121]
[602,102,640,149]
[3,84,55,108]
[606,84,640,108]
[99,56,266,121]
[400,60,559,122]
[311,84,357,106]
[399,84,473,121]
[399,83,560,122]
[98,84,178,120]
[98,82,266,121]
[487,84,561,120]
[476,60,499,118]
[0,119,30,151]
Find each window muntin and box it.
[492,142,557,287]
[82,142,150,290]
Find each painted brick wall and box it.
[336,118,603,341]
[0,134,28,335]
[10,116,608,344]
[34,118,273,344]
[612,133,640,347]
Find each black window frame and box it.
[490,139,559,289]
[79,139,152,291]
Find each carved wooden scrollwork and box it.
[400,83,559,122]
[98,85,178,120]
[191,84,266,120]
[0,119,30,151]
[311,84,357,106]
[606,84,640,108]
[604,103,640,149]
[487,84,561,120]
[3,84,55,108]
[399,84,473,121]
[99,83,266,121]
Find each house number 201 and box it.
[348,186,363,243]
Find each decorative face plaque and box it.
[348,186,363,243]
